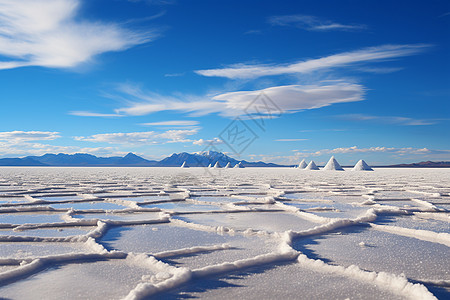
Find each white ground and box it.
[0,167,448,300]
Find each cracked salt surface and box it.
[0,167,448,299]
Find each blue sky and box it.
[0,0,449,165]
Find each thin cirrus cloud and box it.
[275,139,308,142]
[300,146,450,156]
[140,120,200,126]
[0,0,155,70]
[70,111,124,117]
[192,138,222,146]
[0,131,61,142]
[337,114,436,126]
[78,82,365,118]
[268,14,367,31]
[268,146,450,164]
[0,143,123,157]
[195,44,431,79]
[74,129,199,145]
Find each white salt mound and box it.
[323,156,344,171]
[213,161,221,168]
[224,162,231,169]
[234,162,245,168]
[305,161,319,170]
[352,160,373,171]
[298,159,307,169]
[180,161,189,168]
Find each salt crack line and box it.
[0,206,67,214]
[124,249,299,300]
[191,248,299,278]
[0,250,127,285]
[296,254,436,300]
[414,279,450,287]
[411,199,440,211]
[170,218,236,235]
[274,201,331,224]
[124,254,192,300]
[413,212,450,222]
[407,190,442,198]
[153,243,232,259]
[170,217,278,238]
[369,223,450,247]
[231,195,276,204]
[104,198,141,209]
[288,208,379,239]
[13,219,98,231]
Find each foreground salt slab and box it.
[296,226,450,281]
[0,167,448,299]
[157,261,404,300]
[0,259,156,300]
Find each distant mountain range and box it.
[381,161,450,168]
[0,152,448,168]
[0,151,284,167]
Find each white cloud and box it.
[141,120,199,126]
[192,138,222,146]
[268,14,366,31]
[338,114,436,126]
[195,44,430,79]
[96,82,363,118]
[0,0,154,70]
[74,129,198,144]
[297,146,445,156]
[248,146,450,165]
[0,140,126,158]
[0,131,60,142]
[212,82,364,116]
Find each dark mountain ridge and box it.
[0,151,283,167]
[0,152,448,168]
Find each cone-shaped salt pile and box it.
[224,162,231,168]
[207,163,212,168]
[213,161,221,168]
[305,161,319,170]
[298,159,307,169]
[234,162,245,168]
[323,156,344,171]
[352,159,373,171]
[180,161,189,168]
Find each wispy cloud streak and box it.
[338,114,437,126]
[269,14,366,31]
[77,82,364,118]
[195,44,430,79]
[74,129,198,144]
[0,131,60,142]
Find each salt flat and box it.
[0,167,448,299]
